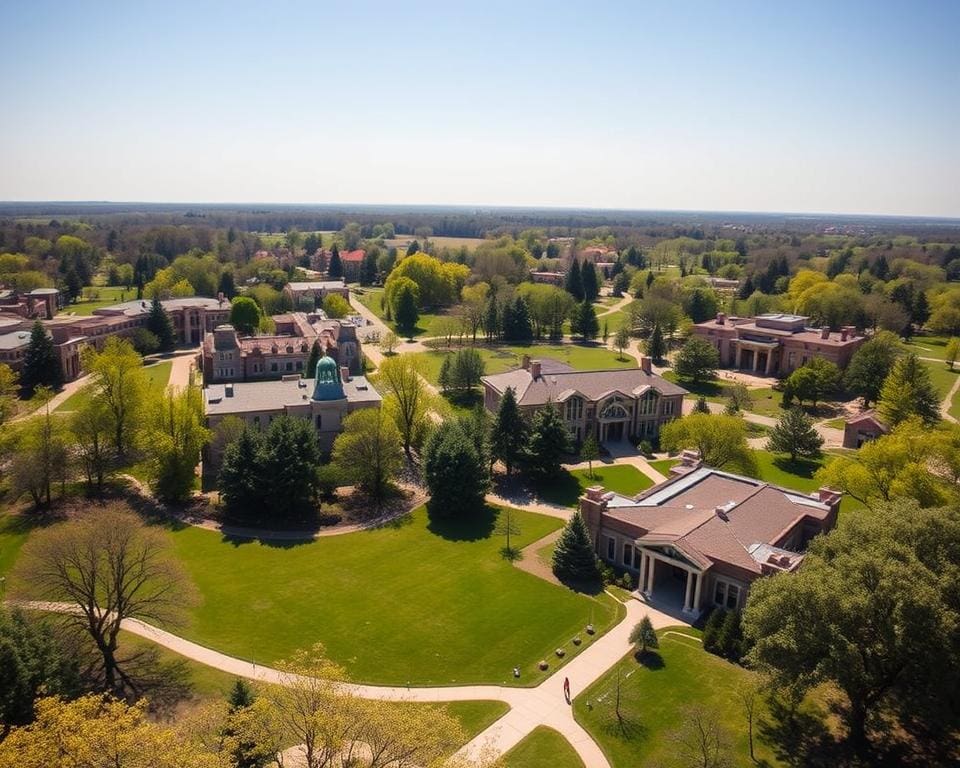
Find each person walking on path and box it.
[563,676,571,704]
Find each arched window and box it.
[600,402,629,420]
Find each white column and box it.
[646,555,656,596]
[693,571,703,612]
[639,552,647,592]
[683,569,694,612]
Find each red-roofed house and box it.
[843,410,888,449]
[339,250,366,282]
[580,465,841,617]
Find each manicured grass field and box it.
[921,359,960,400]
[750,449,863,513]
[57,285,131,316]
[574,629,784,768]
[648,458,678,477]
[54,360,172,413]
[536,465,653,507]
[354,288,450,337]
[905,334,953,361]
[414,343,636,386]
[168,505,618,686]
[502,726,584,768]
[0,513,34,577]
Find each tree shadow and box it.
[443,390,483,410]
[634,650,664,669]
[758,694,847,768]
[426,503,497,541]
[499,546,521,561]
[772,456,822,480]
[554,574,605,596]
[532,471,581,507]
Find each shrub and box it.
[702,607,726,654]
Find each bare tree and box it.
[671,705,732,768]
[12,506,196,695]
[738,681,762,763]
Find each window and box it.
[296,361,303,371]
[714,579,741,609]
[565,397,582,421]
[623,543,633,567]
[315,414,322,430]
[270,362,278,372]
[714,580,726,606]
[606,537,615,560]
[662,399,675,416]
[285,362,293,371]
[726,584,740,609]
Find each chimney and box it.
[716,312,726,325]
[640,356,652,374]
[521,354,531,370]
[585,486,606,503]
[840,328,848,342]
[225,383,234,398]
[340,365,351,382]
[217,291,225,304]
[817,487,841,505]
[820,327,830,340]
[530,360,542,379]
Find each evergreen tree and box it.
[491,387,527,475]
[146,296,175,351]
[504,296,533,342]
[218,428,266,522]
[422,422,489,518]
[20,321,62,396]
[577,300,599,340]
[522,404,572,480]
[912,291,931,327]
[217,269,236,299]
[406,239,420,256]
[259,415,323,519]
[438,355,453,393]
[581,261,599,301]
[228,678,255,711]
[565,258,584,301]
[716,609,744,662]
[551,511,600,582]
[692,395,711,414]
[878,352,940,427]
[766,407,824,462]
[305,340,321,378]
[328,244,343,279]
[702,608,726,654]
[737,275,755,300]
[646,323,666,361]
[484,297,500,341]
[394,283,419,335]
[360,249,378,285]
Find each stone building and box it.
[481,356,686,444]
[283,280,350,310]
[691,313,865,377]
[842,410,888,449]
[580,465,841,617]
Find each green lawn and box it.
[354,288,451,337]
[168,505,618,686]
[0,513,35,577]
[502,726,584,768]
[57,286,130,316]
[648,459,678,477]
[575,629,784,768]
[414,343,635,386]
[536,465,654,507]
[921,359,960,400]
[55,360,173,413]
[750,449,863,513]
[905,334,953,361]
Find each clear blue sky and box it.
[2,1,958,217]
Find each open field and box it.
[750,449,864,513]
[536,465,653,508]
[905,333,953,361]
[54,359,172,413]
[414,343,636,385]
[354,288,450,337]
[168,504,619,686]
[502,726,584,768]
[648,458,679,477]
[574,628,787,768]
[385,235,489,251]
[57,285,131,316]
[921,358,960,400]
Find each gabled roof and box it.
[845,409,887,430]
[340,249,366,262]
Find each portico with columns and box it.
[637,545,705,616]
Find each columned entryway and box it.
[733,340,778,375]
[637,547,704,616]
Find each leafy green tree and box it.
[946,337,960,369]
[614,325,630,360]
[83,338,147,460]
[766,407,823,462]
[130,328,159,356]
[565,258,584,301]
[422,422,489,517]
[145,387,209,502]
[146,296,175,351]
[218,428,267,522]
[229,296,262,335]
[581,261,599,302]
[259,415,323,519]
[629,616,659,656]
[20,321,62,396]
[580,432,600,477]
[692,395,710,414]
[878,352,940,427]
[305,340,321,378]
[321,293,351,319]
[522,404,572,480]
[646,323,666,362]
[393,281,420,335]
[843,331,902,407]
[491,387,526,475]
[377,355,431,459]
[71,397,113,496]
[551,511,600,582]
[660,413,754,473]
[0,362,18,424]
[332,408,403,505]
[743,501,960,754]
[328,244,343,279]
[673,336,719,384]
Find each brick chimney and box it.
[530,360,542,379]
[340,365,351,382]
[820,327,830,340]
[716,312,726,325]
[640,356,652,374]
[840,328,848,341]
[580,486,609,546]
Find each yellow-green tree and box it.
[82,337,149,460]
[145,386,210,502]
[376,354,432,459]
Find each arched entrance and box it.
[599,399,630,442]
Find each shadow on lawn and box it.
[532,471,581,508]
[426,503,497,541]
[772,456,822,480]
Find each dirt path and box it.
[513,529,562,586]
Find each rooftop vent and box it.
[224,384,234,398]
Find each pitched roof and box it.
[845,409,887,429]
[482,364,686,406]
[340,249,366,262]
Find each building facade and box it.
[283,280,350,310]
[692,313,866,377]
[481,356,687,444]
[843,410,888,449]
[581,465,841,617]
[202,356,381,467]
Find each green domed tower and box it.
[311,355,345,401]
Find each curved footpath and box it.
[19,598,685,767]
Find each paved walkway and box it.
[22,598,684,768]
[9,373,91,421]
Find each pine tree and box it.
[484,297,499,341]
[328,244,343,279]
[716,609,744,662]
[227,679,255,711]
[504,296,532,342]
[20,320,63,396]
[692,395,711,414]
[218,428,266,522]
[438,355,452,393]
[646,323,666,361]
[491,387,527,475]
[361,249,378,286]
[523,404,572,480]
[766,407,823,462]
[878,352,940,427]
[552,511,600,582]
[581,261,599,301]
[577,300,599,340]
[146,296,175,351]
[394,284,419,335]
[565,258,584,301]
[703,608,726,654]
[423,422,489,517]
[305,340,321,378]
